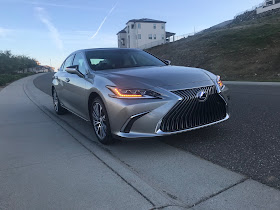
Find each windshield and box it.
[85,49,166,70]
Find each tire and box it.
[52,88,67,115]
[90,97,114,144]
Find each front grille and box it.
[160,86,227,132]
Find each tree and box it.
[0,50,38,74]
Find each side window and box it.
[73,52,87,75]
[63,54,74,72]
[59,62,65,71]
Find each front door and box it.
[63,52,88,119]
[57,54,75,108]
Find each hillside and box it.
[147,9,280,81]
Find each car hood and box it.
[99,66,214,90]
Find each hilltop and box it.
[147,9,280,81]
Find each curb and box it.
[224,81,280,86]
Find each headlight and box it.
[107,86,161,99]
[216,75,224,89]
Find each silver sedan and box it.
[52,48,230,144]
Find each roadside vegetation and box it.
[147,9,280,81]
[0,50,37,86]
[0,73,35,86]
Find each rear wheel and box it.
[52,88,67,115]
[91,97,114,144]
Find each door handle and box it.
[65,78,70,82]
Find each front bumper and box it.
[116,114,229,139]
[106,81,230,139]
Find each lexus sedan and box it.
[52,48,230,144]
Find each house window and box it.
[148,34,152,39]
[153,24,156,29]
[162,34,164,40]
[154,34,156,39]
[161,24,164,29]
[121,38,125,46]
[138,23,141,29]
[131,24,134,29]
[138,34,141,39]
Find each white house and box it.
[117,18,175,49]
[257,0,280,14]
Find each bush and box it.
[0,50,38,74]
[0,73,34,86]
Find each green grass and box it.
[0,73,35,86]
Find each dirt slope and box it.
[147,9,280,81]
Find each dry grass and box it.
[147,11,280,81]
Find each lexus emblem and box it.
[197,91,208,102]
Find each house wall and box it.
[123,22,166,49]
[137,22,166,48]
[257,0,280,14]
[127,22,137,48]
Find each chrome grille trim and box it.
[160,86,227,132]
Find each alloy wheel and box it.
[53,90,59,112]
[92,102,107,140]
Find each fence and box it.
[138,31,202,49]
[257,1,280,14]
[169,31,200,42]
[234,3,264,18]
[138,40,165,50]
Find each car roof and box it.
[74,48,142,53]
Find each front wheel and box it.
[91,97,114,145]
[52,88,67,115]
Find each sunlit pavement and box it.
[0,74,279,209]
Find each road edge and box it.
[224,81,280,85]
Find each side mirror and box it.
[65,65,84,77]
[163,60,171,65]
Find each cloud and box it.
[90,2,118,39]
[35,7,63,51]
[0,27,13,38]
[28,1,104,11]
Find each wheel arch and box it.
[88,91,102,120]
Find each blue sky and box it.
[0,0,263,69]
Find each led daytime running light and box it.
[217,76,223,87]
[114,88,143,97]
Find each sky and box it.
[0,0,264,69]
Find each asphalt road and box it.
[34,73,280,190]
